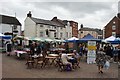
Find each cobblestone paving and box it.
[1,53,119,78]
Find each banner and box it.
[87,41,96,64]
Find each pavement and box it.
[1,52,119,78]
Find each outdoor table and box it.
[48,54,59,57]
[31,54,43,68]
[44,56,57,66]
[67,53,74,56]
[23,48,30,53]
[14,50,27,58]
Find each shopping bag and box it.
[104,61,110,69]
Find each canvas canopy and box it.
[0,33,11,39]
[103,36,120,44]
[66,37,79,42]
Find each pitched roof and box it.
[0,14,21,26]
[105,16,120,28]
[51,17,66,26]
[79,27,95,31]
[30,17,64,27]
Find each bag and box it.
[104,61,110,69]
[66,64,72,71]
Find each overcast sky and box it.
[0,0,119,30]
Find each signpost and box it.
[87,41,96,64]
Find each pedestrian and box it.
[6,41,12,56]
[96,48,106,73]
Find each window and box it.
[112,25,116,30]
[54,32,56,37]
[69,32,71,37]
[81,31,83,33]
[60,27,62,30]
[112,32,116,37]
[66,32,68,37]
[54,26,56,29]
[40,25,43,27]
[40,32,43,37]
[60,32,63,38]
[113,21,115,24]
[46,29,49,35]
[13,25,17,29]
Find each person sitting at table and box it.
[36,42,42,55]
[60,53,73,70]
[68,50,79,68]
[30,42,37,56]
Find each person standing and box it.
[6,41,12,56]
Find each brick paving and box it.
[1,53,119,78]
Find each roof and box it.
[79,27,103,35]
[0,14,21,26]
[30,17,64,27]
[94,29,103,35]
[79,27,95,31]
[105,16,120,28]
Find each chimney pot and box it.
[27,11,32,17]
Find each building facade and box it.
[0,14,21,37]
[104,13,120,38]
[24,12,70,40]
[51,17,78,39]
[78,26,103,39]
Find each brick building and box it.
[51,17,78,38]
[104,13,120,38]
[69,21,78,38]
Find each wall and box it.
[65,22,72,39]
[24,17,36,37]
[79,30,98,39]
[0,24,21,35]
[105,16,120,38]
[70,21,78,38]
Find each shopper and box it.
[6,41,12,56]
[96,48,106,73]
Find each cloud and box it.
[0,1,119,30]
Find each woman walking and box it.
[96,48,106,73]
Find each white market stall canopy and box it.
[103,36,120,44]
[0,33,12,39]
[104,36,116,41]
[67,37,79,40]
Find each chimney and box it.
[80,24,83,28]
[53,17,57,19]
[117,13,120,18]
[27,11,32,17]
